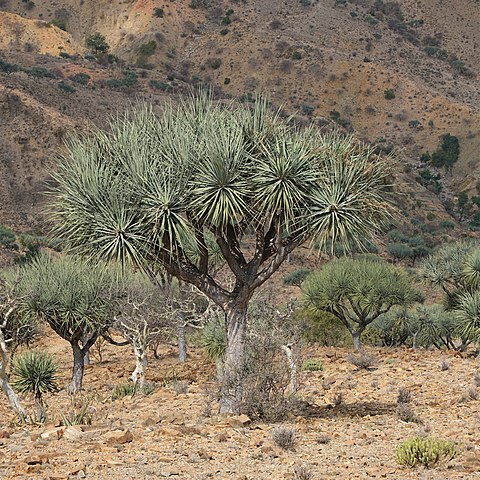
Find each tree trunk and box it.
[352,329,363,351]
[219,304,248,414]
[131,346,147,388]
[0,330,26,421]
[34,392,45,422]
[69,341,85,394]
[281,344,297,395]
[177,320,187,363]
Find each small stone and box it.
[0,430,10,439]
[63,425,83,441]
[142,417,157,427]
[104,429,133,445]
[227,414,251,427]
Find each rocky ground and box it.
[0,336,479,480]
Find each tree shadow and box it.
[296,400,396,419]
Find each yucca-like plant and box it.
[12,351,57,421]
[49,89,392,413]
[303,257,418,350]
[13,254,122,393]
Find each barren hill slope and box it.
[0,0,479,233]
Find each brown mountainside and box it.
[0,0,479,233]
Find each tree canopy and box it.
[49,90,393,411]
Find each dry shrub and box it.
[272,426,296,450]
[238,301,305,422]
[347,351,377,370]
[316,433,331,444]
[293,464,313,480]
[397,387,412,404]
[439,359,450,371]
[396,403,419,423]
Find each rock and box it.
[161,413,185,425]
[159,470,180,477]
[104,429,133,445]
[40,427,64,440]
[0,430,10,439]
[227,414,251,427]
[63,425,83,441]
[142,417,157,427]
[25,454,49,465]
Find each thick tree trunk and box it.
[352,329,363,351]
[69,341,86,394]
[0,330,26,421]
[219,304,248,414]
[131,346,147,388]
[177,320,187,363]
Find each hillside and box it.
[0,0,479,234]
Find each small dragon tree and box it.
[14,254,121,393]
[303,257,418,350]
[49,91,392,413]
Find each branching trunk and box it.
[219,304,248,414]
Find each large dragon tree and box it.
[50,91,392,413]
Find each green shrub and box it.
[149,79,171,91]
[85,32,110,56]
[153,7,164,17]
[70,72,90,85]
[384,88,396,100]
[61,396,94,426]
[111,382,137,400]
[439,220,454,230]
[396,437,459,468]
[292,51,302,60]
[106,70,137,89]
[284,268,311,286]
[202,316,226,360]
[0,60,20,74]
[299,309,351,347]
[0,225,16,249]
[137,40,157,67]
[207,58,222,69]
[111,381,155,400]
[48,18,67,31]
[28,66,54,78]
[302,359,323,371]
[58,81,76,94]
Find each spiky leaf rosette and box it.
[49,90,393,305]
[12,350,58,397]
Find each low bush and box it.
[302,359,323,371]
[70,72,91,85]
[347,351,377,370]
[283,268,311,286]
[272,426,296,450]
[396,437,459,468]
